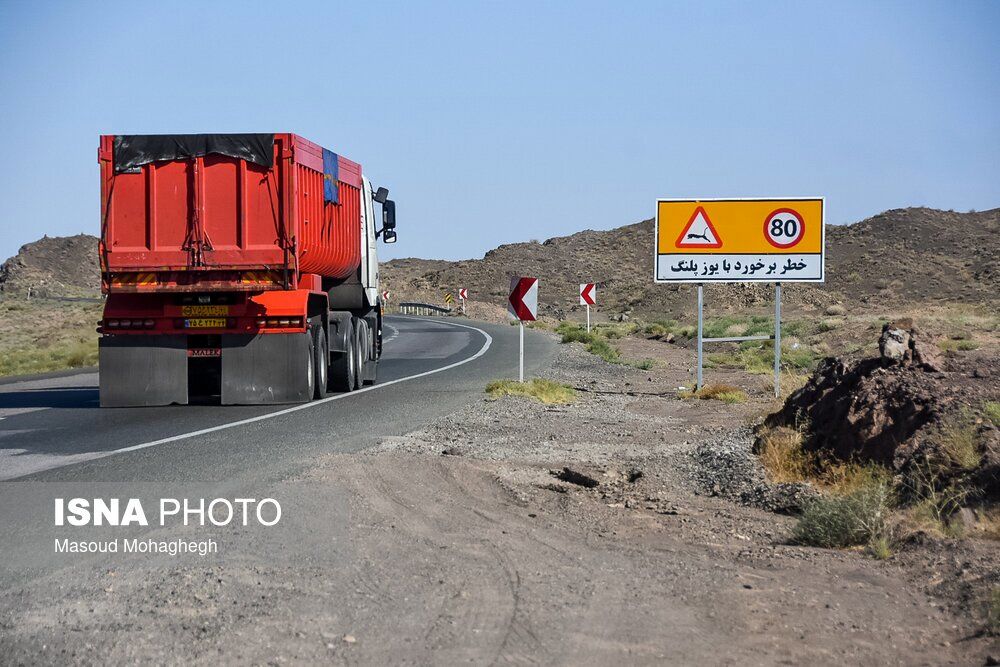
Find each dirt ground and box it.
[3,329,997,665]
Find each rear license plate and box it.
[184,318,227,329]
[181,305,229,317]
[188,348,222,358]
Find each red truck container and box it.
[97,133,397,407]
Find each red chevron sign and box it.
[458,288,468,300]
[579,283,596,306]
[507,277,538,322]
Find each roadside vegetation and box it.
[756,401,998,561]
[554,321,655,370]
[678,383,747,404]
[485,378,576,404]
[0,298,102,376]
[755,424,896,556]
[985,401,1000,426]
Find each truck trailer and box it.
[97,133,397,407]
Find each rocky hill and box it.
[0,234,100,298]
[1,207,996,316]
[382,207,1000,318]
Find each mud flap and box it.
[220,333,311,405]
[362,356,377,385]
[99,336,188,407]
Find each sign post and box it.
[508,277,539,382]
[458,287,468,315]
[774,282,782,396]
[579,283,596,332]
[655,198,825,397]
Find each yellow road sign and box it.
[655,198,825,283]
[444,292,454,304]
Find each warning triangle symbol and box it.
[675,206,723,248]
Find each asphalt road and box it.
[0,316,555,484]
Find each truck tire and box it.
[305,329,316,401]
[329,318,356,392]
[362,319,377,386]
[311,319,329,400]
[352,319,365,391]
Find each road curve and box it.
[0,316,555,483]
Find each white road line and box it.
[382,323,400,344]
[6,318,492,479]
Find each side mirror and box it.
[383,230,397,244]
[382,199,396,230]
[373,187,389,205]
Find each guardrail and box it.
[396,302,452,316]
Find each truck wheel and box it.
[305,330,316,401]
[311,319,328,400]
[363,320,377,386]
[352,319,365,391]
[329,318,356,392]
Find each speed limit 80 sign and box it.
[655,197,824,283]
[764,208,805,248]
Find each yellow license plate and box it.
[184,318,227,329]
[181,305,229,317]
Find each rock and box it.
[951,508,979,534]
[766,356,942,465]
[879,324,910,362]
[910,326,945,372]
[342,634,357,644]
[553,467,600,488]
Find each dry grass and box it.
[0,298,103,376]
[934,417,982,471]
[485,378,576,405]
[979,508,1000,541]
[939,338,979,352]
[792,479,894,550]
[755,425,890,495]
[679,383,747,404]
[984,401,1000,427]
[756,426,813,483]
[900,459,973,538]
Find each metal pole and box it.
[586,305,590,333]
[774,282,782,399]
[696,283,704,391]
[519,321,525,383]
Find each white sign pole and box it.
[519,321,525,382]
[696,283,704,391]
[586,304,591,333]
[774,282,782,398]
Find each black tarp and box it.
[113,134,275,172]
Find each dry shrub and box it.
[792,479,894,549]
[485,378,576,405]
[680,383,747,404]
[756,426,812,483]
[934,419,982,470]
[985,401,1000,427]
[755,425,889,495]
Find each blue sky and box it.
[0,0,997,263]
